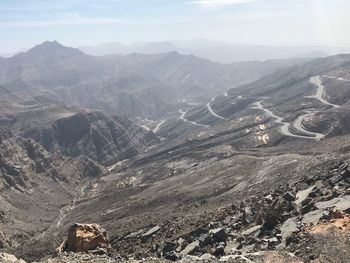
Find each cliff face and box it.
[21,111,159,166]
[0,133,106,252]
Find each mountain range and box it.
[79,40,350,62]
[0,41,312,120]
[1,41,350,263]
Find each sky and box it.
[0,0,350,53]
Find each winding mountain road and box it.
[323,75,350,82]
[292,111,325,140]
[153,119,167,133]
[254,101,322,140]
[254,75,340,141]
[308,76,340,108]
[140,124,151,131]
[179,109,209,128]
[206,97,226,120]
[157,74,340,141]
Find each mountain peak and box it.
[32,40,65,50]
[26,40,84,57]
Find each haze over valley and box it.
[1,1,350,263]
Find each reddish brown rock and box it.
[58,223,110,253]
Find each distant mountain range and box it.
[0,41,310,119]
[3,40,350,63]
[79,40,350,62]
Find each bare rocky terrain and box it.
[0,42,350,263]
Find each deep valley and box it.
[0,42,350,263]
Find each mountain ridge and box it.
[0,41,311,119]
[79,40,350,62]
[1,41,350,262]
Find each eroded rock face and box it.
[21,111,159,166]
[58,224,110,253]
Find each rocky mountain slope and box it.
[0,85,160,259]
[5,148,350,263]
[0,129,106,253]
[156,54,350,141]
[0,41,311,119]
[20,111,159,166]
[0,83,159,167]
[1,43,350,263]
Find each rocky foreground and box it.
[2,160,350,263]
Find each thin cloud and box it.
[0,16,193,28]
[0,0,126,12]
[188,0,258,7]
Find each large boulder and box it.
[302,210,328,225]
[180,240,200,256]
[295,185,316,206]
[209,228,227,242]
[142,225,161,238]
[58,223,110,253]
[242,225,262,237]
[315,196,350,213]
[280,217,298,241]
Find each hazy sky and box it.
[1,0,350,52]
